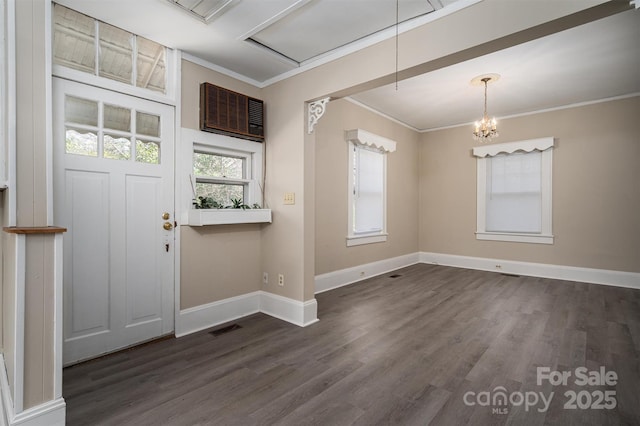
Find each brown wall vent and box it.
[199,82,264,142]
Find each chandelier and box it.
[472,74,500,142]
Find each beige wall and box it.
[259,88,307,301]
[261,0,611,302]
[419,96,640,273]
[180,225,261,308]
[179,60,264,309]
[315,99,419,275]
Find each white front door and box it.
[53,78,175,365]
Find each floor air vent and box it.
[209,323,242,337]
[501,273,521,278]
[389,274,402,278]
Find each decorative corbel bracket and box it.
[307,97,330,134]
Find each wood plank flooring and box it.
[63,264,640,425]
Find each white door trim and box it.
[172,50,183,334]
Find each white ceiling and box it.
[351,8,640,131]
[56,0,464,84]
[55,0,640,131]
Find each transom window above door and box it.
[64,95,161,164]
[53,4,171,95]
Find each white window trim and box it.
[473,137,554,245]
[346,129,396,247]
[192,146,253,209]
[180,128,264,224]
[346,233,389,247]
[53,60,177,106]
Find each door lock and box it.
[162,212,170,220]
[163,222,173,230]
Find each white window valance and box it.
[473,137,554,158]
[474,136,554,245]
[345,129,397,153]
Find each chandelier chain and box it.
[395,0,399,91]
[483,78,488,118]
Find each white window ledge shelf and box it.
[188,209,272,226]
[346,233,388,247]
[476,231,554,245]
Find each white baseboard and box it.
[260,292,319,327]
[176,291,318,337]
[177,251,638,338]
[176,291,260,337]
[419,252,640,290]
[314,252,420,294]
[11,399,65,426]
[0,355,65,426]
[313,251,639,294]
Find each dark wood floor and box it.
[64,264,640,425]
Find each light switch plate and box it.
[284,192,295,205]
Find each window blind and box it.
[353,146,384,234]
[486,151,542,233]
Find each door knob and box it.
[163,222,173,230]
[162,212,170,220]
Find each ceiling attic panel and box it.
[169,0,236,23]
[249,0,439,63]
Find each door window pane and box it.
[136,111,160,137]
[104,134,131,160]
[99,22,133,84]
[53,5,96,74]
[66,128,98,157]
[65,96,98,127]
[103,104,131,132]
[193,152,244,179]
[136,37,166,94]
[136,140,159,164]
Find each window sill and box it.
[476,231,553,245]
[346,233,388,247]
[188,209,272,226]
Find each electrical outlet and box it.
[263,272,268,285]
[495,264,502,270]
[284,192,295,205]
[278,274,284,287]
